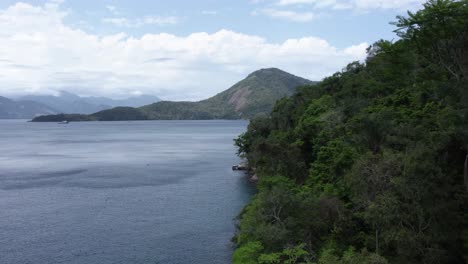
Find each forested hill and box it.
[31,68,313,121]
[233,1,468,263]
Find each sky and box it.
[0,0,426,101]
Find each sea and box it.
[0,120,254,264]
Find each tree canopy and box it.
[233,1,468,263]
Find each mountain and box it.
[82,94,162,108]
[21,91,161,114]
[0,96,58,119]
[141,68,314,119]
[32,68,314,121]
[21,91,106,114]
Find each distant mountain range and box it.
[0,96,58,119]
[20,91,161,115]
[0,92,161,119]
[32,68,315,122]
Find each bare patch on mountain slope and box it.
[228,86,251,112]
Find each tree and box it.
[393,0,468,80]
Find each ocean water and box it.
[0,120,254,264]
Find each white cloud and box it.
[277,0,319,5]
[201,10,218,15]
[102,16,180,28]
[256,8,316,22]
[274,0,424,10]
[106,5,119,15]
[344,42,369,58]
[351,0,425,10]
[0,1,368,100]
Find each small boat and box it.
[232,164,248,171]
[58,120,69,124]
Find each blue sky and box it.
[0,0,425,100]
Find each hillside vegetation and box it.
[31,68,313,121]
[140,68,313,120]
[233,1,468,263]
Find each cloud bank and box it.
[102,16,180,28]
[254,8,316,22]
[275,0,425,10]
[257,0,425,22]
[0,1,368,100]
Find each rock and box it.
[249,174,259,182]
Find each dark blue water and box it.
[0,120,254,264]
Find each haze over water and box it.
[0,120,253,264]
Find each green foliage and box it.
[31,113,96,122]
[234,1,468,263]
[233,241,264,264]
[393,0,468,81]
[258,244,311,264]
[91,107,148,121]
[317,247,388,264]
[235,243,312,264]
[258,252,282,264]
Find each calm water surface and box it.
[0,120,254,264]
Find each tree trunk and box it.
[375,228,379,254]
[464,154,468,191]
